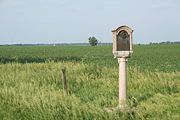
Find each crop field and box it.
[0,44,180,120]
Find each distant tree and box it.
[88,37,98,46]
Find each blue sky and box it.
[0,0,180,44]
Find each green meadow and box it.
[0,44,180,120]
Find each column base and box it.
[105,106,137,113]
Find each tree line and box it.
[149,41,180,45]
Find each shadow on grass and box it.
[0,56,82,64]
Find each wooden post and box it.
[61,67,67,94]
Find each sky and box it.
[0,0,180,44]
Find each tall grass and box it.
[0,62,179,120]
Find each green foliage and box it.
[0,62,179,120]
[0,44,180,119]
[0,44,179,72]
[88,37,98,46]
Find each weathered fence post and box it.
[61,67,67,94]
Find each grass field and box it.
[0,44,180,120]
[0,44,180,72]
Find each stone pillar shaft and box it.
[118,57,127,108]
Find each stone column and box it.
[118,57,127,108]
